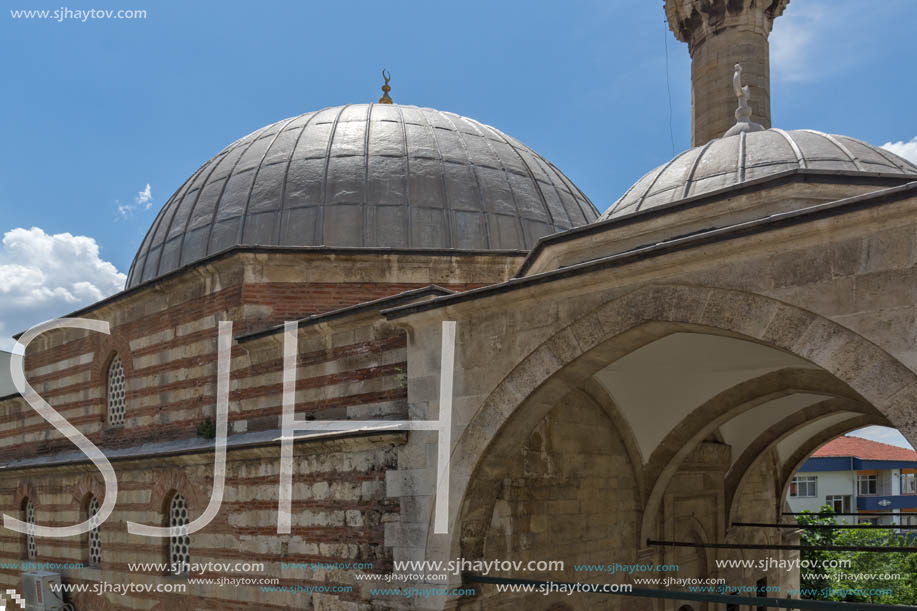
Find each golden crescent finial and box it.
[378,69,393,104]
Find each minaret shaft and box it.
[665,0,790,146]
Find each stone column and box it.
[665,0,790,146]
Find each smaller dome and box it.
[602,129,917,220]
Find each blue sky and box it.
[1,1,916,446]
[1,0,914,278]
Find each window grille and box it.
[88,496,101,567]
[25,499,36,560]
[169,494,190,574]
[108,355,126,426]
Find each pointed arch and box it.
[439,284,917,568]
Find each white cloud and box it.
[137,183,153,209]
[117,183,153,218]
[0,227,126,350]
[770,8,821,82]
[881,137,917,164]
[848,426,914,450]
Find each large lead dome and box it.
[127,104,598,289]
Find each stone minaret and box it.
[665,0,790,146]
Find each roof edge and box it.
[517,169,917,277]
[236,284,455,343]
[12,246,525,340]
[384,180,917,320]
[0,427,407,471]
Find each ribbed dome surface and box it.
[601,129,917,220]
[127,104,598,289]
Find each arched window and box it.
[107,355,126,426]
[87,495,101,567]
[23,498,36,560]
[169,493,190,574]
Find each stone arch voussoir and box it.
[150,468,206,519]
[71,473,107,508]
[13,480,39,510]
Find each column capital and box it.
[665,0,790,54]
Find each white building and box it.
[787,436,917,526]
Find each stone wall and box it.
[0,436,401,610]
[457,391,639,611]
[0,250,527,610]
[0,290,409,457]
[4,186,917,610]
[0,250,518,460]
[386,189,917,609]
[451,406,793,611]
[722,449,799,600]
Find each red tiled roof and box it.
[813,436,917,462]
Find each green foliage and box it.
[830,527,914,604]
[795,506,917,605]
[196,416,216,439]
[796,506,839,593]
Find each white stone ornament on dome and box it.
[724,63,765,138]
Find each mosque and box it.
[3,0,917,609]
